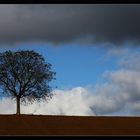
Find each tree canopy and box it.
[0,50,56,114]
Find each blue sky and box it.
[0,43,121,90]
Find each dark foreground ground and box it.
[0,115,140,136]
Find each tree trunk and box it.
[16,97,20,115]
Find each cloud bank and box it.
[0,4,140,45]
[0,86,125,116]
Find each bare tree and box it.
[0,50,56,115]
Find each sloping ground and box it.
[0,115,140,136]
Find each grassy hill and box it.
[0,115,139,136]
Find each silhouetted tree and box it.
[0,50,56,115]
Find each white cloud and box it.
[107,47,130,57]
[21,87,95,116]
[119,51,140,71]
[0,98,16,114]
[0,85,127,116]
